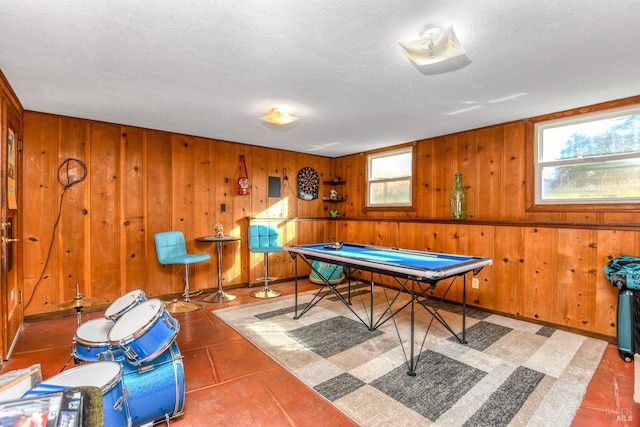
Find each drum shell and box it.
[72,318,115,362]
[108,299,180,365]
[102,341,185,425]
[105,289,147,321]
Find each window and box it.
[534,104,640,206]
[366,146,414,208]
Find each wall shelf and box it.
[323,180,347,202]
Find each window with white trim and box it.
[367,147,413,207]
[534,105,640,205]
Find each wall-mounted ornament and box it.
[238,155,250,195]
[297,167,319,200]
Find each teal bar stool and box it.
[154,231,210,312]
[248,225,283,299]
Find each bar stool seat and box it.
[248,225,283,299]
[154,231,210,312]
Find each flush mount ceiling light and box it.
[261,107,299,126]
[399,25,466,66]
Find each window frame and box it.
[364,143,417,212]
[526,97,640,212]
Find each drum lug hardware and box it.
[138,365,155,374]
[124,347,138,360]
[114,396,125,411]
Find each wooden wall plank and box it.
[555,228,596,331]
[492,226,523,314]
[57,118,90,304]
[193,137,216,291]
[88,122,120,302]
[145,130,173,298]
[521,227,557,322]
[22,113,58,314]
[501,122,526,221]
[213,141,240,288]
[120,127,146,296]
[475,126,502,220]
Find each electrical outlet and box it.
[472,278,480,289]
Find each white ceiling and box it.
[2,1,640,158]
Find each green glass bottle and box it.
[450,173,466,220]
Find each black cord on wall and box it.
[23,159,88,311]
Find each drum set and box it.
[28,289,185,426]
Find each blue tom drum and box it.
[108,298,179,365]
[104,289,147,321]
[72,317,115,363]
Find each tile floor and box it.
[1,280,638,426]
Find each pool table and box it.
[284,242,493,375]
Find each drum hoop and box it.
[74,319,113,346]
[74,335,110,347]
[124,318,180,365]
[105,289,145,318]
[109,299,167,344]
[46,362,122,393]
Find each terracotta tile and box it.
[603,344,635,376]
[259,366,359,426]
[12,317,79,352]
[181,347,217,392]
[1,346,75,380]
[580,362,617,409]
[207,340,278,383]
[615,373,640,413]
[170,376,293,427]
[175,317,242,352]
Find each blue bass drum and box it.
[102,341,185,425]
[27,362,130,427]
[309,261,345,284]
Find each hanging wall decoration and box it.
[238,155,250,195]
[297,167,320,200]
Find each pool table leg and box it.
[462,275,467,344]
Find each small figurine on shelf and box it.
[330,210,339,218]
[330,189,338,200]
[214,223,224,238]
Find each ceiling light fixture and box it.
[399,25,466,66]
[261,107,299,126]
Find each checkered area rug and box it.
[214,286,607,426]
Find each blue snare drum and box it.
[72,317,115,363]
[27,362,130,426]
[108,299,179,365]
[103,341,185,425]
[105,289,147,321]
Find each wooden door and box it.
[1,81,22,362]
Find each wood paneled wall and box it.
[329,99,640,340]
[20,97,640,341]
[21,112,333,316]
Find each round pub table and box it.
[195,235,240,303]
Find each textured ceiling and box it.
[2,1,640,158]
